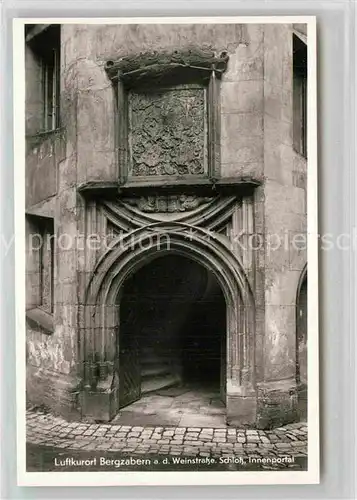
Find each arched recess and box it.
[296,264,307,419]
[80,221,255,421]
[296,264,307,384]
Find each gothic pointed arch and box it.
[79,221,256,420]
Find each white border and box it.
[13,15,319,487]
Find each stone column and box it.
[219,25,265,427]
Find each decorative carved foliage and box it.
[129,87,206,177]
[123,194,214,213]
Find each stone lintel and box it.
[104,48,230,85]
[77,177,262,199]
[77,181,119,198]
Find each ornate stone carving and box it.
[105,48,230,83]
[105,48,229,185]
[123,194,213,213]
[129,87,206,177]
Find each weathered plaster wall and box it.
[62,57,116,184]
[258,24,307,427]
[61,23,264,185]
[220,25,264,180]
[25,217,41,310]
[26,186,80,417]
[25,132,64,208]
[26,23,307,427]
[25,41,65,208]
[25,45,43,136]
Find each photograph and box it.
[16,17,318,486]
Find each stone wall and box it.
[257,24,307,427]
[25,23,307,427]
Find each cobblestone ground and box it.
[26,409,307,470]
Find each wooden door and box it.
[119,320,141,409]
[220,329,227,403]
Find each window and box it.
[39,218,55,313]
[293,34,307,157]
[27,25,61,131]
[26,215,55,314]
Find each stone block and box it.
[221,80,264,114]
[221,134,264,166]
[224,28,264,82]
[58,155,77,192]
[297,383,308,421]
[226,393,257,427]
[263,304,296,380]
[221,161,263,179]
[26,131,64,207]
[265,270,301,306]
[256,379,299,429]
[79,387,118,422]
[265,113,293,148]
[263,25,291,88]
[56,250,77,281]
[264,82,293,125]
[26,365,80,420]
[222,112,263,139]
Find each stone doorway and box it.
[118,254,227,421]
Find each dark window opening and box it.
[293,34,307,158]
[27,215,55,314]
[27,25,61,132]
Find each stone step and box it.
[140,354,172,366]
[141,365,171,379]
[141,374,180,395]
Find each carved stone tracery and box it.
[123,194,213,213]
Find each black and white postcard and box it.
[14,16,319,486]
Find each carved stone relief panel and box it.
[105,49,229,186]
[129,85,207,177]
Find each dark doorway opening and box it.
[118,254,227,409]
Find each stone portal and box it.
[118,254,227,410]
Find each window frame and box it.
[37,217,55,314]
[42,44,61,131]
[26,24,61,133]
[293,34,308,159]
